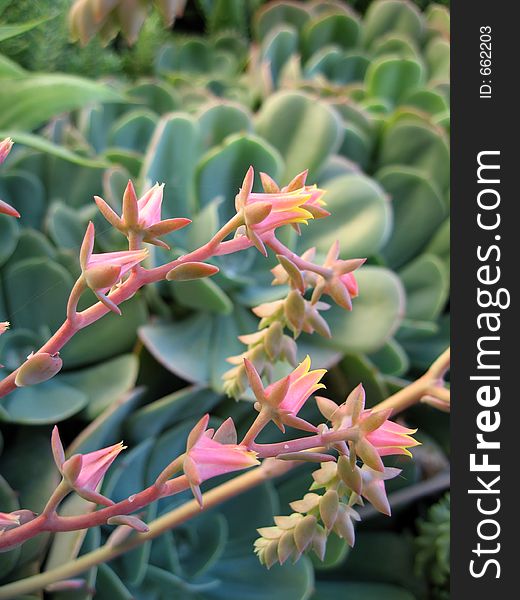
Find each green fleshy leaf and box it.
[298,173,392,258]
[108,109,159,153]
[363,0,424,49]
[302,13,361,58]
[366,56,424,105]
[61,294,148,369]
[4,257,73,334]
[255,91,343,183]
[0,75,123,130]
[0,213,19,267]
[198,102,253,151]
[0,379,87,424]
[59,354,139,419]
[325,266,405,354]
[254,3,311,40]
[125,386,221,443]
[377,166,446,268]
[399,253,449,321]
[140,113,200,217]
[0,131,110,168]
[379,118,449,191]
[195,132,283,222]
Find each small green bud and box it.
[15,352,63,387]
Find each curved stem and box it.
[265,235,332,279]
[0,350,451,596]
[374,347,450,415]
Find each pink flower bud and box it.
[95,180,190,248]
[79,222,148,314]
[183,415,259,506]
[244,356,326,432]
[0,322,9,336]
[166,262,219,281]
[14,352,62,387]
[0,138,13,164]
[51,426,125,506]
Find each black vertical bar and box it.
[452,0,516,596]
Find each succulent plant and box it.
[0,2,450,597]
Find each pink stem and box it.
[251,427,357,458]
[264,234,332,278]
[0,476,189,551]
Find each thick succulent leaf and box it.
[378,119,450,191]
[324,266,405,354]
[0,214,19,267]
[108,110,159,153]
[125,386,221,443]
[198,102,253,150]
[365,56,424,105]
[377,166,446,268]
[262,26,299,87]
[368,337,410,377]
[127,81,180,114]
[0,75,123,130]
[254,2,311,40]
[46,201,86,250]
[139,307,257,390]
[363,0,424,49]
[4,257,73,334]
[0,171,46,229]
[399,253,449,321]
[195,133,283,222]
[95,563,134,600]
[59,354,139,419]
[61,294,148,368]
[298,173,392,258]
[304,49,369,84]
[0,430,59,564]
[140,113,200,217]
[302,13,361,58]
[0,379,87,424]
[255,91,343,183]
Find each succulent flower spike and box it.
[0,138,20,218]
[234,168,327,255]
[95,180,190,249]
[79,222,148,314]
[51,426,125,506]
[311,241,365,310]
[183,415,259,507]
[316,384,419,472]
[244,356,326,432]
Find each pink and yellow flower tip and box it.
[235,167,327,255]
[51,426,125,506]
[183,414,259,506]
[244,355,326,433]
[316,384,419,472]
